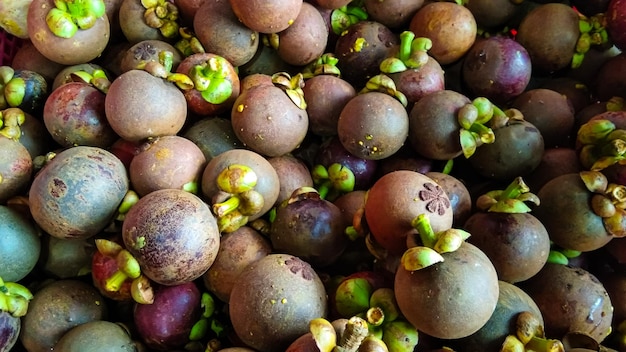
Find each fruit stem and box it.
[411,214,437,248]
[336,316,369,352]
[104,270,129,292]
[212,195,241,218]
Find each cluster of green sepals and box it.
[577,119,626,172]
[572,12,610,69]
[0,107,25,140]
[213,164,264,233]
[330,0,368,35]
[189,56,234,105]
[188,292,226,348]
[141,0,180,39]
[46,0,106,38]
[458,98,522,158]
[500,311,564,352]
[380,31,432,74]
[94,238,154,305]
[579,170,626,238]
[0,276,33,318]
[315,279,418,351]
[401,215,471,271]
[0,66,28,110]
[272,72,307,110]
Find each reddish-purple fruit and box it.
[122,188,220,285]
[462,35,532,105]
[607,0,626,51]
[0,311,20,352]
[133,282,202,351]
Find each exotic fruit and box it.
[27,0,110,65]
[364,170,454,254]
[29,146,129,240]
[394,215,500,340]
[122,188,220,286]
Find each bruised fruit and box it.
[29,146,129,240]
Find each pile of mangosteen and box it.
[1,0,626,351]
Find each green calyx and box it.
[0,66,25,110]
[330,0,368,35]
[189,292,225,341]
[580,171,626,238]
[46,0,106,38]
[137,51,194,90]
[475,177,540,213]
[71,68,111,93]
[457,97,517,159]
[174,27,205,57]
[320,283,417,352]
[380,31,432,74]
[302,53,341,79]
[94,238,154,304]
[0,276,34,318]
[141,0,180,39]
[402,214,471,271]
[272,72,307,110]
[572,13,609,69]
[360,74,408,107]
[116,190,139,221]
[213,164,264,233]
[189,56,234,105]
[312,163,356,201]
[0,107,26,141]
[577,119,626,171]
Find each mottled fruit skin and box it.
[133,282,201,351]
[394,242,500,339]
[28,146,129,240]
[229,0,303,33]
[0,136,32,203]
[122,189,220,286]
[43,82,118,148]
[229,254,328,352]
[519,264,614,343]
[0,311,20,352]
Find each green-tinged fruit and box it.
[335,278,374,318]
[369,288,400,323]
[310,318,337,352]
[382,320,418,352]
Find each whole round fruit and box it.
[29,146,129,240]
[122,188,220,285]
[229,254,327,352]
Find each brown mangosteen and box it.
[0,134,32,203]
[228,254,328,352]
[229,0,303,34]
[119,39,183,73]
[409,2,477,65]
[105,68,187,142]
[27,0,110,65]
[28,146,129,240]
[19,279,108,352]
[118,0,179,44]
[518,263,614,343]
[53,320,136,351]
[122,188,220,286]
[128,135,207,197]
[201,148,280,231]
[364,170,454,254]
[203,226,272,303]
[337,90,409,161]
[193,0,259,67]
[231,73,308,157]
[394,241,500,339]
